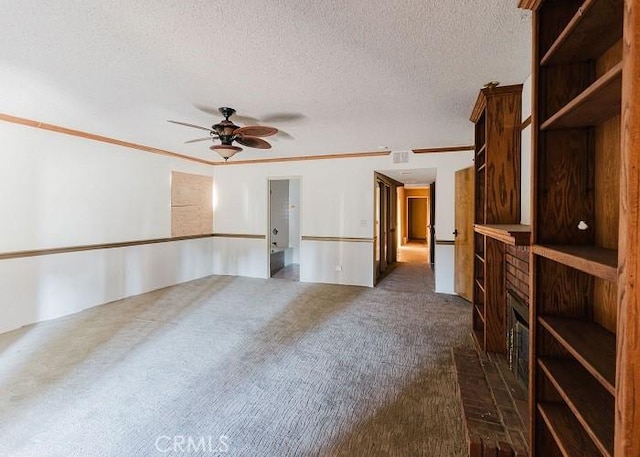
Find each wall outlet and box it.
[360,219,367,227]
[335,265,342,272]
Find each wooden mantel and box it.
[474,224,531,246]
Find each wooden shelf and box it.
[474,304,485,323]
[476,143,486,156]
[541,62,622,130]
[541,0,624,65]
[474,224,531,246]
[538,403,602,457]
[539,316,616,395]
[472,326,484,350]
[539,358,614,457]
[532,244,618,282]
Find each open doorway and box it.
[377,168,436,266]
[268,178,301,280]
[374,173,398,282]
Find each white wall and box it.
[0,121,215,334]
[212,151,473,290]
[521,75,532,225]
[289,178,301,264]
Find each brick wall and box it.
[505,246,529,305]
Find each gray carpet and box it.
[0,258,471,457]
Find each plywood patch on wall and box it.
[171,171,213,237]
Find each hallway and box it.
[377,241,433,294]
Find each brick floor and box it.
[452,340,530,457]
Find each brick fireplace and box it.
[505,246,530,387]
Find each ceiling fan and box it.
[168,107,279,161]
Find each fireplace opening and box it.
[507,291,529,387]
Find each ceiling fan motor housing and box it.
[213,119,240,145]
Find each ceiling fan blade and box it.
[185,136,216,144]
[168,120,212,132]
[193,104,219,116]
[230,113,261,124]
[234,125,278,137]
[259,112,305,123]
[274,129,294,140]
[235,136,272,149]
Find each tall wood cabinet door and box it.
[455,166,475,301]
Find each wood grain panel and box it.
[597,39,624,78]
[541,0,624,66]
[485,92,522,224]
[616,1,640,455]
[541,64,622,130]
[594,278,618,333]
[538,0,584,58]
[484,237,506,353]
[455,167,474,301]
[539,63,594,122]
[595,115,621,250]
[537,129,594,244]
[536,257,593,319]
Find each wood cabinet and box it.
[519,0,640,455]
[471,84,523,353]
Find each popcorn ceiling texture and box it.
[0,1,531,160]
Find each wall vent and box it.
[392,151,409,164]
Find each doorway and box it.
[374,173,399,283]
[408,197,428,240]
[268,178,301,280]
[398,186,434,264]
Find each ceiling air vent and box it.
[392,151,409,164]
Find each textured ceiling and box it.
[0,1,531,161]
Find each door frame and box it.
[266,176,302,278]
[407,196,428,241]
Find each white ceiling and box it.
[0,1,531,162]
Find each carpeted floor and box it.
[0,246,471,457]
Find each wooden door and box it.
[429,182,436,264]
[408,198,427,240]
[454,167,474,301]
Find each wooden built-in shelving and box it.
[539,358,614,457]
[470,84,523,354]
[541,63,622,130]
[517,0,640,454]
[474,224,531,246]
[540,0,624,65]
[531,244,618,282]
[539,316,616,394]
[538,403,602,457]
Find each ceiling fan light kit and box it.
[210,144,242,161]
[168,107,279,161]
